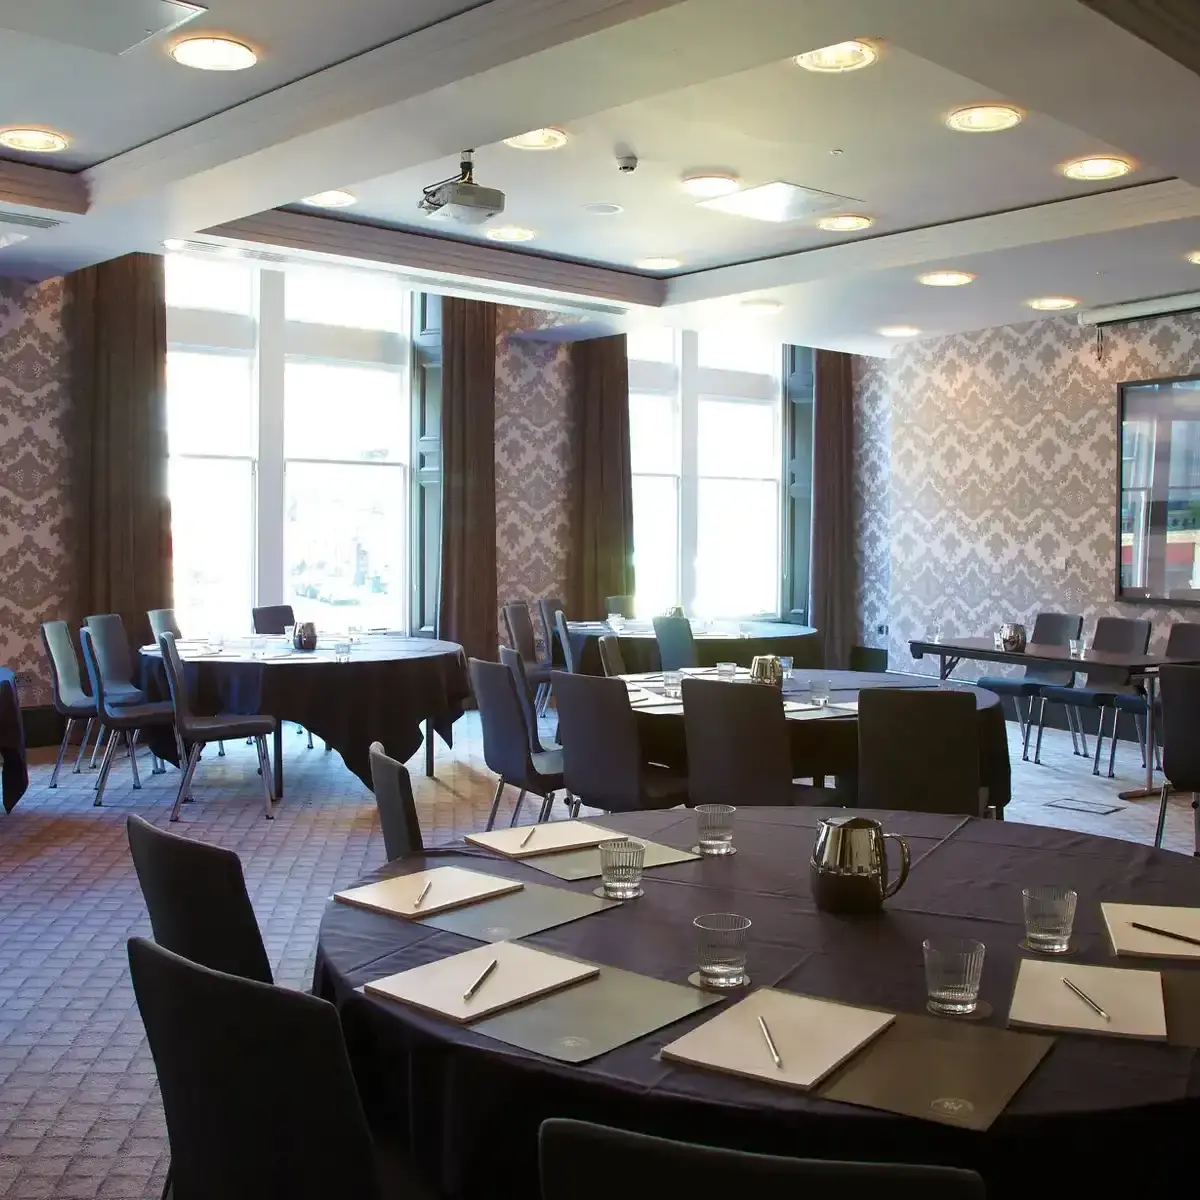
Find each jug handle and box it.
[882,834,911,898]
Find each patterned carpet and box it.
[0,714,1193,1198]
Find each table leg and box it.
[1119,673,1158,801]
[939,652,950,680]
[425,718,435,778]
[274,724,284,799]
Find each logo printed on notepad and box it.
[554,1036,591,1052]
[930,1097,974,1118]
[482,927,511,939]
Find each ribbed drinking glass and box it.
[695,913,751,988]
[599,838,645,899]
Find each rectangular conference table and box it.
[909,636,1200,801]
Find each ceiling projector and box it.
[419,150,505,226]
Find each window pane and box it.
[169,458,255,637]
[626,327,676,363]
[165,254,253,315]
[285,266,407,332]
[630,393,679,473]
[694,479,779,617]
[284,362,407,462]
[697,331,780,375]
[698,398,778,477]
[285,462,407,630]
[632,475,679,616]
[167,351,255,457]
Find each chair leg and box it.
[218,740,225,757]
[537,792,555,822]
[1154,782,1171,848]
[93,731,121,807]
[254,736,275,818]
[570,795,582,819]
[307,729,314,750]
[1092,708,1107,776]
[94,729,116,789]
[90,724,108,769]
[1107,707,1121,779]
[485,778,505,831]
[1063,705,1080,756]
[1015,697,1028,742]
[73,717,96,774]
[535,683,550,717]
[509,788,528,826]
[1032,699,1048,764]
[49,718,74,788]
[171,743,203,822]
[1134,714,1147,768]
[1192,794,1199,858]
[128,730,143,790]
[1021,700,1037,761]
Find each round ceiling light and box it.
[486,225,536,242]
[918,269,976,287]
[636,257,682,271]
[503,128,568,151]
[0,128,69,153]
[1060,155,1132,181]
[817,213,873,232]
[170,36,258,70]
[301,190,357,208]
[681,172,741,198]
[583,202,624,216]
[1026,296,1079,311]
[793,40,878,73]
[945,104,1023,133]
[1187,251,1200,265]
[741,298,783,311]
[878,325,921,338]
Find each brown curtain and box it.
[438,298,498,662]
[567,334,634,620]
[810,349,855,669]
[67,253,171,647]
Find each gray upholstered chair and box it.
[555,610,580,674]
[368,741,424,861]
[604,595,636,618]
[499,646,558,754]
[83,613,148,707]
[652,615,698,671]
[538,596,566,665]
[148,609,182,641]
[598,635,627,678]
[502,601,552,712]
[40,620,100,787]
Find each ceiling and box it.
[5,0,1200,355]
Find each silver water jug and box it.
[748,655,783,686]
[810,814,910,914]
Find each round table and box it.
[140,635,469,794]
[315,808,1200,1198]
[564,620,822,675]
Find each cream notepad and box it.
[466,820,616,859]
[334,866,523,919]
[1102,903,1200,960]
[364,941,599,1023]
[661,989,894,1091]
[1008,958,1166,1040]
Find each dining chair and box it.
[126,814,273,984]
[652,615,698,671]
[83,613,148,706]
[79,627,176,807]
[251,604,295,635]
[499,646,558,753]
[1153,664,1200,851]
[551,670,689,814]
[159,632,276,822]
[598,634,627,678]
[147,608,182,641]
[857,688,983,816]
[975,611,1082,761]
[555,610,580,673]
[1031,617,1151,775]
[538,596,566,664]
[604,594,635,618]
[539,1120,985,1199]
[682,676,832,806]
[368,741,424,861]
[470,657,564,829]
[40,620,99,787]
[502,601,553,712]
[849,645,887,673]
[127,938,430,1200]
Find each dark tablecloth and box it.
[139,637,469,790]
[315,808,1200,1199]
[0,668,28,812]
[566,621,823,675]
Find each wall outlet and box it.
[876,623,888,636]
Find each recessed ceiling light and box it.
[170,36,258,70]
[879,325,921,337]
[0,128,69,153]
[162,239,187,251]
[583,202,623,216]
[486,225,536,242]
[1026,296,1079,311]
[741,298,783,311]
[1060,155,1132,181]
[702,181,857,224]
[793,40,878,73]
[503,128,568,151]
[1187,251,1200,265]
[918,269,976,287]
[681,172,741,198]
[636,257,682,271]
[301,190,357,208]
[817,213,873,232]
[945,104,1023,133]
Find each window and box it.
[166,254,411,635]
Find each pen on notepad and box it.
[1062,976,1110,1022]
[413,880,432,909]
[757,1015,783,1069]
[520,826,537,848]
[463,957,498,1002]
[1131,920,1200,949]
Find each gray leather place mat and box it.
[473,964,722,1062]
[524,840,701,882]
[416,880,619,941]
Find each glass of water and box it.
[333,640,352,664]
[663,670,682,699]
[779,655,793,679]
[1022,886,1077,954]
[716,661,737,681]
[809,678,831,708]
[250,636,267,659]
[1069,638,1082,659]
[993,630,1004,651]
[928,620,943,644]
[923,937,985,1016]
[599,839,645,899]
[607,612,624,632]
[694,913,751,989]
[696,803,735,856]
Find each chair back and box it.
[652,615,698,671]
[539,1119,985,1200]
[158,632,198,736]
[1159,665,1200,792]
[148,608,182,641]
[499,646,546,753]
[40,620,92,713]
[604,594,635,618]
[126,815,273,984]
[598,635,627,677]
[1084,616,1152,689]
[551,670,644,810]
[538,597,565,658]
[252,604,295,635]
[682,677,794,807]
[83,613,134,690]
[128,938,381,1200]
[1023,611,1083,686]
[368,741,424,860]
[1165,621,1200,661]
[555,610,579,673]
[849,645,887,673]
[470,657,537,783]
[78,627,112,718]
[502,601,539,663]
[857,688,981,815]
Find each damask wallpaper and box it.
[0,277,70,706]
[852,312,1200,679]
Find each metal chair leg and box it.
[49,718,74,788]
[1022,700,1037,761]
[254,736,275,818]
[570,795,582,819]
[90,724,108,770]
[1153,782,1171,848]
[94,729,116,791]
[218,740,225,757]
[1107,707,1121,779]
[93,731,120,806]
[73,716,96,774]
[1015,696,1028,742]
[171,743,203,822]
[1032,699,1048,764]
[307,729,314,749]
[535,683,550,717]
[485,778,505,831]
[1091,707,1107,775]
[128,730,143,790]
[509,788,528,826]
[1063,705,1080,756]
[537,792,555,822]
[1134,714,1147,768]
